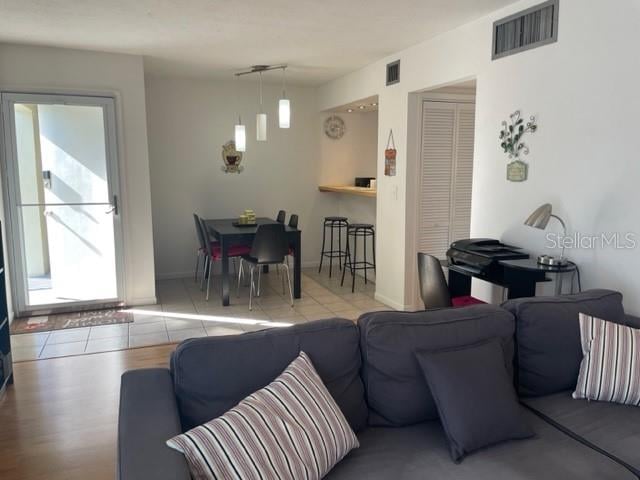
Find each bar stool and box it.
[318,216,349,278]
[341,223,376,293]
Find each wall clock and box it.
[324,115,345,139]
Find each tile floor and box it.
[10,267,388,362]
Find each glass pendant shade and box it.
[279,98,290,128]
[256,113,267,141]
[234,123,246,152]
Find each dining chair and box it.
[276,210,286,224]
[285,214,299,268]
[199,217,250,301]
[276,214,299,293]
[417,252,485,309]
[193,213,209,286]
[237,223,293,310]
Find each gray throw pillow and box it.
[415,338,534,463]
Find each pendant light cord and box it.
[236,74,242,124]
[259,71,264,113]
[281,67,286,99]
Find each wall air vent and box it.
[386,60,400,86]
[492,0,559,60]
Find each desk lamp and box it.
[524,203,569,266]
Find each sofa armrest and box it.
[118,368,190,480]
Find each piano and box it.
[446,238,552,299]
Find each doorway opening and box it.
[1,93,124,318]
[406,79,477,308]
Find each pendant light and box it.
[233,75,246,151]
[279,67,290,129]
[235,116,246,152]
[256,71,267,141]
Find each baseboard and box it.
[374,292,409,311]
[126,296,158,306]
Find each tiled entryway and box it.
[10,267,388,362]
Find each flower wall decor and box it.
[499,110,537,182]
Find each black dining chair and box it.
[277,214,299,293]
[193,213,210,286]
[237,223,293,310]
[199,216,250,301]
[276,210,286,224]
[285,214,299,267]
[417,252,485,309]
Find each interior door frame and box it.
[0,92,126,316]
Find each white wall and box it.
[318,0,640,313]
[0,44,157,317]
[145,76,331,278]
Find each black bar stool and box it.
[318,216,349,278]
[341,224,376,293]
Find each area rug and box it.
[10,308,134,334]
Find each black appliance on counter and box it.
[355,177,375,188]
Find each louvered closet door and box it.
[450,103,475,243]
[418,101,475,259]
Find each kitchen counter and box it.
[318,185,376,198]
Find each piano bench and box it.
[451,296,486,307]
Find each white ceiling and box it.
[0,0,517,85]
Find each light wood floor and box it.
[0,344,177,480]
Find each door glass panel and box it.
[20,205,117,305]
[9,100,120,309]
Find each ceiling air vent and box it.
[492,0,559,60]
[386,60,400,86]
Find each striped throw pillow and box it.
[167,351,359,479]
[573,313,640,406]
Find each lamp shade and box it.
[234,124,246,152]
[279,98,290,128]
[524,203,552,229]
[256,113,267,141]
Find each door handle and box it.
[106,195,118,215]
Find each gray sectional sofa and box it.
[118,289,640,479]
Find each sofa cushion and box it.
[170,319,368,432]
[167,352,359,479]
[502,289,625,397]
[415,339,534,462]
[358,304,515,426]
[573,313,640,406]
[522,391,640,476]
[325,410,637,479]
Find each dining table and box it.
[204,217,302,306]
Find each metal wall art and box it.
[221,140,244,173]
[500,110,537,182]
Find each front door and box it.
[1,93,124,316]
